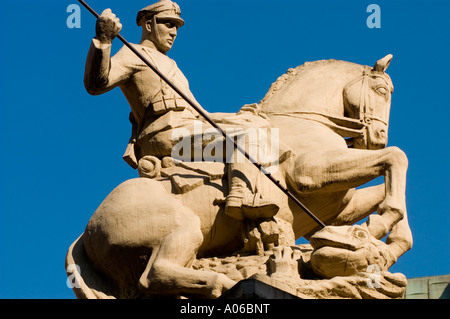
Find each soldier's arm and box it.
[84,9,129,95]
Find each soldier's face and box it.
[149,19,178,54]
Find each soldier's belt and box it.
[153,96,188,115]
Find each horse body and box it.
[260,59,379,238]
[66,56,412,299]
[260,56,411,264]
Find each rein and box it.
[266,111,366,138]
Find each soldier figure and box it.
[84,0,279,220]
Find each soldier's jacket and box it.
[83,38,286,167]
[84,38,204,130]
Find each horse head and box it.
[260,55,394,150]
[343,54,394,150]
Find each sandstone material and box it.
[66,0,412,299]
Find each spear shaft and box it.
[77,0,326,228]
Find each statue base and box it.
[219,272,407,299]
[220,275,300,299]
[220,272,407,299]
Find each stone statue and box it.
[84,0,279,221]
[66,0,412,299]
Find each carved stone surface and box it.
[192,244,407,299]
[66,0,412,299]
[221,274,407,300]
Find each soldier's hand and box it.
[95,9,122,44]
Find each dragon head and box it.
[309,225,395,279]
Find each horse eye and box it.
[375,86,388,96]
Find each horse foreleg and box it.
[293,147,413,263]
[382,210,413,267]
[293,146,409,237]
[332,184,385,226]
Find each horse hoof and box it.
[377,200,404,228]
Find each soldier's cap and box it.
[137,0,184,27]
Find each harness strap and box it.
[343,71,389,126]
[266,111,366,138]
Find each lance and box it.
[77,0,326,228]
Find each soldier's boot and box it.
[224,163,279,221]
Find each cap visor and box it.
[155,16,185,27]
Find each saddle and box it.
[137,155,226,194]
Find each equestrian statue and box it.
[66,0,412,299]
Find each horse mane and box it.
[260,60,336,105]
[259,59,370,116]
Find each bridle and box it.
[343,69,390,127]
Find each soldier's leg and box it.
[153,118,280,221]
[224,128,279,220]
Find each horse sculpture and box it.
[66,55,412,299]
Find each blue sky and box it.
[0,0,448,298]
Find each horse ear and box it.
[373,54,393,72]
